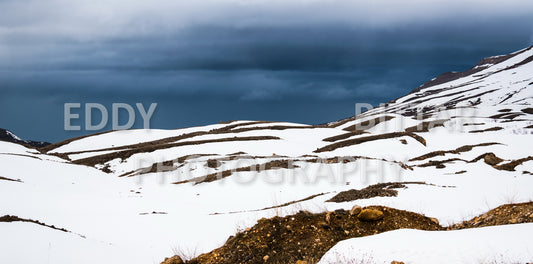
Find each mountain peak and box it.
[0,128,50,148]
[412,46,533,93]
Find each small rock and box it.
[529,213,533,218]
[391,261,405,264]
[206,159,221,168]
[263,255,269,261]
[318,221,330,229]
[357,209,384,221]
[429,217,439,225]
[349,205,362,216]
[325,212,333,224]
[161,255,184,264]
[296,261,308,264]
[483,153,503,166]
[509,218,518,224]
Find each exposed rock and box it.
[493,156,533,171]
[327,182,426,203]
[206,159,222,168]
[449,202,533,229]
[161,256,184,264]
[484,153,503,165]
[429,217,439,225]
[357,209,384,221]
[349,205,362,216]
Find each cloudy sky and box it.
[1,0,533,142]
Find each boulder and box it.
[349,205,362,216]
[357,209,384,221]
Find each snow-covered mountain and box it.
[0,128,50,148]
[1,46,532,264]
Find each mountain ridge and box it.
[0,128,50,148]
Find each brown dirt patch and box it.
[522,108,533,115]
[211,193,330,215]
[59,121,271,156]
[229,151,247,156]
[315,132,426,153]
[174,160,299,185]
[119,154,217,177]
[493,156,533,171]
[0,176,22,182]
[73,136,280,167]
[469,127,503,133]
[0,152,42,160]
[342,116,395,132]
[39,130,115,153]
[228,125,316,134]
[416,158,467,168]
[186,206,442,264]
[327,182,453,203]
[0,215,70,233]
[322,131,368,142]
[462,122,485,126]
[327,182,426,203]
[489,112,523,119]
[409,142,500,162]
[405,120,447,133]
[450,202,533,229]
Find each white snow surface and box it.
[319,223,533,264]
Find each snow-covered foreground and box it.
[1,46,532,263]
[319,223,533,264]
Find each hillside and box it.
[0,46,532,264]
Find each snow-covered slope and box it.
[319,223,533,264]
[1,46,532,264]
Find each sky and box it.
[1,0,533,143]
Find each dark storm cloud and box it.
[1,0,533,142]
